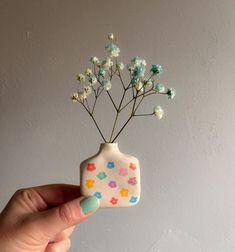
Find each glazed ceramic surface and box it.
[80,143,141,207]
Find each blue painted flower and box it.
[150,64,163,75]
[94,192,102,199]
[154,83,165,93]
[167,88,176,99]
[129,196,138,203]
[107,161,115,169]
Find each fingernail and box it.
[80,196,99,215]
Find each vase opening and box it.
[99,142,120,153]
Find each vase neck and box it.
[98,143,120,153]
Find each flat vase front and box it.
[80,143,141,207]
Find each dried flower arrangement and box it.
[71,33,176,143]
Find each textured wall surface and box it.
[1,0,235,251]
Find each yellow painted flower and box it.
[120,188,129,197]
[86,179,95,188]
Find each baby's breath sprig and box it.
[71,33,176,143]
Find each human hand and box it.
[0,184,99,252]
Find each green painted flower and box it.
[97,172,107,180]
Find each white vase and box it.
[80,143,141,207]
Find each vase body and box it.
[80,143,141,207]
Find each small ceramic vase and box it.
[80,143,141,207]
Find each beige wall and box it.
[1,0,235,251]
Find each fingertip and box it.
[80,196,100,215]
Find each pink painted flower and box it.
[87,163,96,171]
[108,180,117,188]
[129,162,136,171]
[119,168,128,176]
[128,177,137,186]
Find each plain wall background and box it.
[1,0,235,251]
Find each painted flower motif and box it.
[108,180,117,188]
[129,163,136,171]
[128,177,137,186]
[150,64,163,75]
[120,188,129,197]
[154,83,165,93]
[119,168,128,176]
[101,80,112,91]
[105,43,120,57]
[86,179,95,189]
[117,62,124,70]
[167,88,176,99]
[85,68,92,77]
[87,163,96,172]
[97,172,107,180]
[90,56,100,65]
[107,161,115,169]
[94,192,102,199]
[108,33,115,41]
[129,196,138,203]
[154,105,164,119]
[98,69,106,77]
[76,73,86,82]
[110,197,118,205]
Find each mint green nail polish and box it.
[80,196,99,215]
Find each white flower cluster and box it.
[154,106,164,119]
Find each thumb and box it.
[33,196,100,237]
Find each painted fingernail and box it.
[80,196,100,215]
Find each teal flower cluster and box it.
[151,64,163,75]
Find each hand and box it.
[0,184,99,252]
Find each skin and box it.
[0,184,98,252]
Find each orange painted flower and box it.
[129,162,136,171]
[87,163,96,171]
[120,188,129,197]
[110,197,118,205]
[86,179,95,188]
